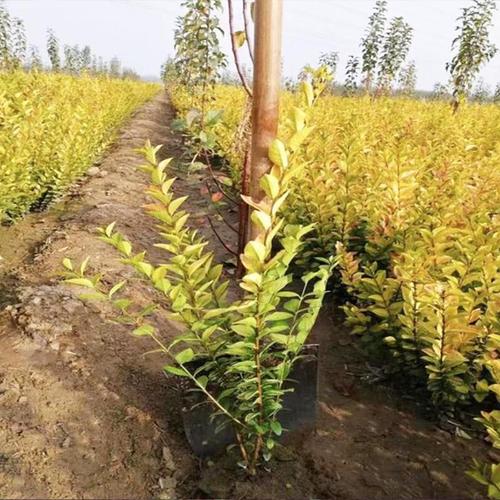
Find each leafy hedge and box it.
[170,84,500,491]
[0,71,160,221]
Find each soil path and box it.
[0,92,489,499]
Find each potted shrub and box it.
[63,80,335,475]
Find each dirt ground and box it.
[0,92,490,499]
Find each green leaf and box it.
[234,317,257,328]
[292,107,306,132]
[284,299,300,313]
[118,240,132,256]
[244,240,267,263]
[229,360,256,373]
[105,221,116,238]
[251,210,272,231]
[175,348,195,365]
[80,256,90,274]
[62,258,73,271]
[261,173,280,199]
[164,365,187,377]
[65,277,95,288]
[109,280,126,297]
[242,272,262,289]
[197,375,208,389]
[169,195,188,214]
[132,324,155,336]
[232,323,255,337]
[288,127,313,152]
[267,311,293,321]
[269,333,290,345]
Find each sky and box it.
[5,0,500,91]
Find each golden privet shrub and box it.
[170,85,500,423]
[0,71,160,221]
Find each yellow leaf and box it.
[233,30,246,48]
[268,139,288,169]
[251,210,272,231]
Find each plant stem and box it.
[235,429,250,468]
[206,215,238,256]
[237,149,251,277]
[242,0,254,63]
[227,0,253,98]
[150,333,245,427]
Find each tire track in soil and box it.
[0,91,490,500]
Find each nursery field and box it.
[0,92,494,499]
[0,71,160,222]
[171,83,500,489]
[0,0,499,497]
[172,85,500,408]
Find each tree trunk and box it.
[247,0,283,241]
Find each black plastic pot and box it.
[181,344,319,457]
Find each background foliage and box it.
[0,71,159,221]
[170,83,500,492]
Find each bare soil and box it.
[0,92,490,499]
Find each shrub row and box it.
[0,71,160,221]
[170,85,500,487]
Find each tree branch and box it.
[227,0,253,98]
[242,0,254,63]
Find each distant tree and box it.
[446,0,497,110]
[9,17,26,68]
[0,2,143,80]
[109,56,121,78]
[174,0,227,90]
[471,78,491,102]
[220,68,241,86]
[46,29,60,71]
[431,82,451,101]
[360,0,387,91]
[160,56,177,84]
[283,76,296,92]
[121,67,139,80]
[63,44,78,73]
[318,51,338,92]
[494,83,500,103]
[90,54,98,74]
[97,56,106,75]
[0,4,26,70]
[62,44,71,72]
[297,64,309,82]
[319,51,339,76]
[0,3,10,68]
[80,45,92,71]
[377,16,413,93]
[27,45,43,71]
[344,55,360,96]
[398,60,417,96]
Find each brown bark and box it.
[247,0,283,241]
